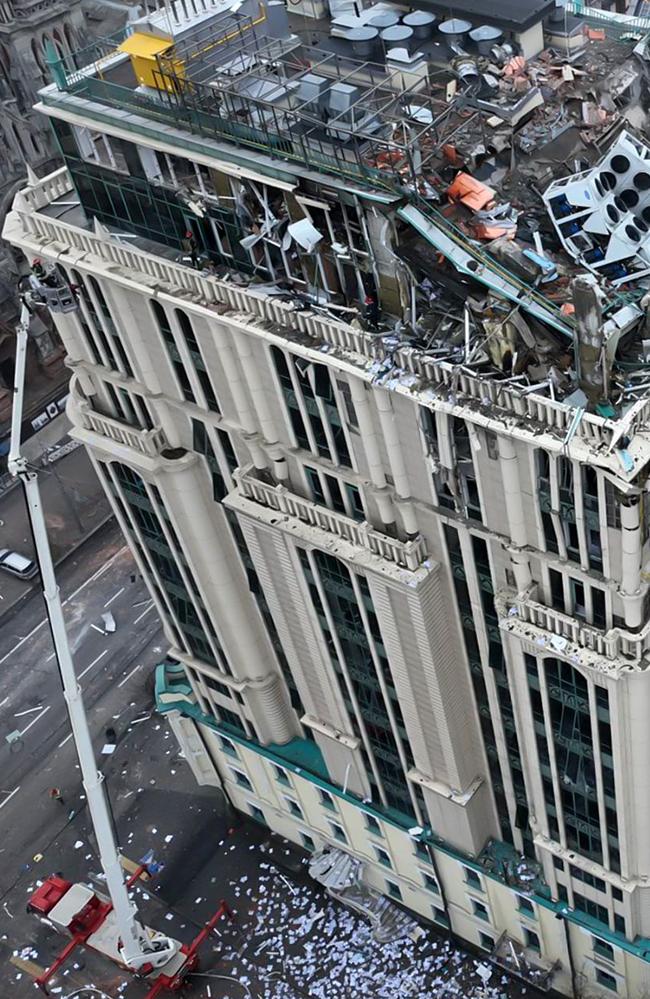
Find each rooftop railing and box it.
[10,167,633,452]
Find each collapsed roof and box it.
[36,0,650,423]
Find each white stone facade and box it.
[7,98,650,999]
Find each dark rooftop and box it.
[409,0,556,33]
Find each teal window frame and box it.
[596,969,618,992]
[319,788,337,811]
[524,928,541,953]
[285,797,303,819]
[465,867,482,890]
[219,735,238,757]
[329,820,346,842]
[248,803,265,823]
[365,814,382,836]
[594,938,615,962]
[386,880,402,900]
[232,769,252,790]
[274,765,291,787]
[374,846,392,868]
[423,873,439,895]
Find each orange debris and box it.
[447,172,496,212]
[587,28,605,40]
[561,303,576,316]
[503,55,526,77]
[473,224,515,241]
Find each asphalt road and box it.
[0,519,164,896]
[0,520,544,999]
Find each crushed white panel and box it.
[544,130,650,285]
[308,846,362,889]
[309,846,423,944]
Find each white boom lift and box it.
[9,298,179,974]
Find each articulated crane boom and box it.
[9,299,178,973]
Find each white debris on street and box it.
[212,853,521,999]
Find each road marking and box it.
[0,545,128,667]
[0,786,20,809]
[0,696,8,708]
[133,601,155,625]
[14,706,44,718]
[19,705,51,737]
[79,649,108,680]
[10,955,44,976]
[46,652,56,662]
[90,623,106,636]
[104,586,125,608]
[58,733,73,748]
[118,663,142,688]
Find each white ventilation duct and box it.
[543,131,650,284]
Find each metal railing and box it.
[406,194,574,339]
[234,467,428,571]
[9,168,628,452]
[566,2,650,35]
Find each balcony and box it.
[232,467,427,572]
[77,401,167,458]
[498,590,650,664]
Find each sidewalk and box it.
[0,436,113,617]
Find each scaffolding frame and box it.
[53,17,457,191]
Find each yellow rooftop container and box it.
[118,32,184,91]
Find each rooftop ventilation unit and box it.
[543,131,650,286]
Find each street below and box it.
[0,520,541,999]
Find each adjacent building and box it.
[0,0,130,441]
[6,1,650,995]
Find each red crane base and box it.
[29,867,233,996]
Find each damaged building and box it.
[9,0,650,994]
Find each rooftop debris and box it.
[43,0,650,419]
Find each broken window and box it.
[485,431,499,461]
[570,579,587,622]
[536,450,559,555]
[433,471,456,511]
[420,407,439,461]
[582,466,603,572]
[452,419,483,521]
[336,380,358,430]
